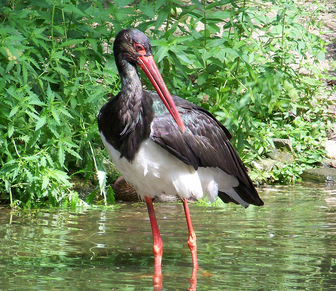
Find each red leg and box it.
[145,196,163,290]
[183,199,198,290]
[183,199,198,268]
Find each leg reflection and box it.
[188,265,198,291]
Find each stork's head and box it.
[113,29,185,133]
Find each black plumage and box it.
[98,90,154,161]
[148,92,263,206]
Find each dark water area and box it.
[0,182,336,290]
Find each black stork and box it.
[98,28,264,288]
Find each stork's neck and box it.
[117,59,144,136]
[117,59,142,95]
[99,56,153,162]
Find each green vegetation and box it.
[0,0,334,208]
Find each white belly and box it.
[100,133,245,205]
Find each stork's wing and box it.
[150,94,263,206]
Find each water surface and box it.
[0,182,336,290]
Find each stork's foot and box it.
[153,240,163,278]
[188,265,198,291]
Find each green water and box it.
[0,182,336,290]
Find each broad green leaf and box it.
[8,124,14,138]
[155,46,169,63]
[41,75,58,84]
[50,50,72,62]
[85,89,104,103]
[88,38,98,53]
[22,63,27,84]
[28,130,41,147]
[64,147,82,160]
[42,175,49,190]
[62,4,87,18]
[208,11,230,20]
[54,66,70,77]
[155,9,169,30]
[197,72,208,85]
[58,144,65,166]
[46,84,54,102]
[190,0,204,11]
[51,107,61,125]
[97,170,107,193]
[35,116,46,131]
[45,154,54,167]
[140,3,155,18]
[70,97,77,109]
[58,107,74,119]
[49,169,72,186]
[22,155,40,161]
[315,51,325,61]
[113,0,134,8]
[6,61,16,73]
[155,0,165,11]
[106,186,115,204]
[46,120,60,138]
[79,55,86,69]
[175,49,192,64]
[9,106,19,118]
[40,156,47,167]
[192,47,205,68]
[53,25,65,36]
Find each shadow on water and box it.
[1,182,336,290]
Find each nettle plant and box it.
[0,0,120,207]
[0,0,331,207]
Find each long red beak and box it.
[138,55,185,133]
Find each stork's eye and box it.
[134,43,146,55]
